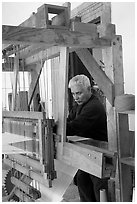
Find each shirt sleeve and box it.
[67,105,77,122]
[66,102,103,136]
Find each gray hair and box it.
[68,75,91,89]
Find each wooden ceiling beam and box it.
[2,25,111,48]
[2,23,115,58]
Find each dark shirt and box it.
[66,95,108,142]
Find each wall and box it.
[111,2,135,94]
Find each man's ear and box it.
[87,86,91,92]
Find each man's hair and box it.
[68,75,91,89]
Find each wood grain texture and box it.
[3,110,43,120]
[2,25,111,48]
[56,47,69,157]
[76,48,114,105]
[62,142,103,178]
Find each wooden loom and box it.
[2,2,134,202]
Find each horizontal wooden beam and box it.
[62,142,116,178]
[2,23,115,59]
[5,139,116,179]
[97,23,116,40]
[7,154,77,178]
[3,110,43,120]
[8,154,43,172]
[75,48,114,105]
[2,25,111,48]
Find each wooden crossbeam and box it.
[2,23,115,58]
[2,25,111,48]
[3,110,43,120]
[6,154,76,177]
[75,48,114,105]
[8,154,43,173]
[62,142,116,178]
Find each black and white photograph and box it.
[2,1,135,202]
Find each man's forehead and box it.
[71,84,85,92]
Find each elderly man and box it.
[66,74,108,202]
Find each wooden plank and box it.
[3,118,11,132]
[120,164,133,201]
[8,154,43,173]
[97,23,116,40]
[62,142,103,178]
[25,46,60,65]
[75,48,114,105]
[3,110,43,120]
[38,119,44,164]
[102,38,124,153]
[16,91,28,111]
[2,144,29,154]
[108,179,116,201]
[101,3,111,24]
[19,44,51,59]
[112,36,124,96]
[118,111,135,131]
[12,53,19,111]
[117,113,130,158]
[56,47,69,157]
[51,56,60,121]
[71,21,97,35]
[2,25,111,48]
[2,132,32,145]
[69,140,114,156]
[120,157,135,167]
[8,154,77,178]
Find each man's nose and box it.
[74,94,79,100]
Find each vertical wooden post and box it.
[102,36,124,151]
[100,3,124,202]
[12,53,19,111]
[38,119,44,166]
[56,47,69,158]
[28,63,41,111]
[102,36,124,203]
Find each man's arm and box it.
[66,102,101,136]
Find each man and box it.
[66,74,108,202]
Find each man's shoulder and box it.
[88,95,100,105]
[85,95,105,110]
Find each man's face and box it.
[71,84,91,105]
